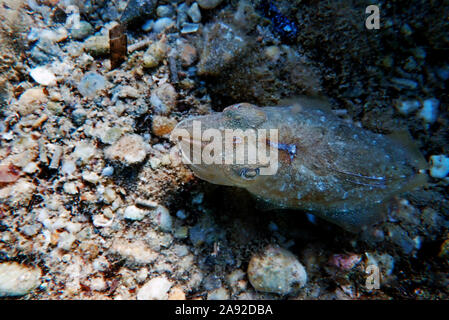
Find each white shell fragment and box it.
[30,66,57,86]
[429,155,449,178]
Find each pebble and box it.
[137,276,173,300]
[197,0,223,10]
[61,160,76,175]
[429,155,449,178]
[71,141,97,164]
[82,171,100,184]
[83,35,109,56]
[150,83,177,115]
[156,5,175,18]
[418,98,439,123]
[168,286,186,300]
[390,77,418,90]
[396,100,421,115]
[247,245,307,295]
[17,88,47,116]
[208,287,230,300]
[30,66,57,86]
[178,42,197,67]
[104,134,148,165]
[110,239,157,265]
[77,72,106,98]
[101,166,114,177]
[70,21,94,40]
[124,205,147,221]
[92,214,114,228]
[72,107,87,126]
[136,17,151,31]
[57,232,76,250]
[142,38,167,69]
[181,23,199,34]
[0,262,42,297]
[90,277,107,291]
[153,17,175,34]
[187,3,202,23]
[151,205,173,232]
[152,115,178,137]
[63,182,78,194]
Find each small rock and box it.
[429,155,449,178]
[72,141,97,164]
[247,245,307,295]
[168,286,186,300]
[396,100,421,115]
[110,239,157,265]
[137,276,173,300]
[153,17,175,34]
[174,226,189,239]
[418,98,439,123]
[0,262,42,297]
[124,205,147,221]
[90,277,107,291]
[92,214,114,228]
[57,232,76,250]
[187,3,202,23]
[17,88,47,116]
[63,182,78,194]
[71,21,94,40]
[197,0,223,10]
[82,171,100,184]
[151,205,173,232]
[181,23,199,34]
[136,268,149,283]
[156,5,175,18]
[104,134,148,165]
[30,66,57,86]
[83,35,109,56]
[329,253,362,270]
[390,78,418,90]
[208,287,229,300]
[101,166,114,177]
[118,85,140,99]
[142,38,167,69]
[142,19,154,32]
[178,42,197,67]
[72,107,87,126]
[23,162,39,174]
[152,115,177,137]
[150,83,177,115]
[77,72,106,98]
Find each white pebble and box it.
[0,262,42,297]
[124,205,147,221]
[63,182,78,194]
[61,160,76,175]
[142,20,154,32]
[137,276,173,300]
[102,166,114,176]
[82,171,100,184]
[418,98,439,123]
[187,3,202,23]
[153,17,175,34]
[30,66,57,86]
[429,155,449,178]
[152,205,173,232]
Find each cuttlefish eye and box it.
[239,168,260,180]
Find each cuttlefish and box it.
[171,98,427,232]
